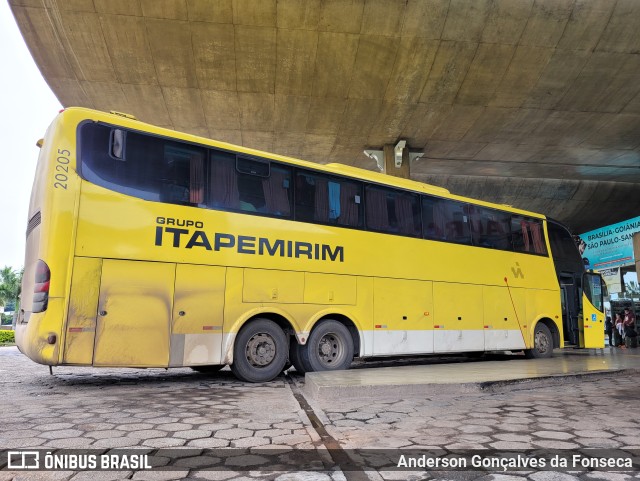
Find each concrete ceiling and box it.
[10,0,640,232]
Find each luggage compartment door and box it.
[433,282,484,352]
[94,260,175,367]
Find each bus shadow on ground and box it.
[31,351,541,389]
[348,351,522,370]
[33,366,285,390]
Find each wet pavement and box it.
[305,348,640,399]
[0,346,639,481]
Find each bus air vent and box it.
[26,211,41,238]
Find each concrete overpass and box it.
[10,0,640,232]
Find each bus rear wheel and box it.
[302,320,354,372]
[289,341,310,374]
[231,319,287,382]
[525,323,553,359]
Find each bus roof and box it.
[323,163,450,196]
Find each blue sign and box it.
[579,216,640,270]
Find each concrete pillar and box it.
[383,144,410,179]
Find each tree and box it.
[0,267,22,323]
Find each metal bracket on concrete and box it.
[364,147,424,175]
[393,140,406,167]
[409,152,424,163]
[363,149,384,171]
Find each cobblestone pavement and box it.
[0,346,639,481]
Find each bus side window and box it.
[422,197,444,240]
[160,144,206,206]
[443,200,471,245]
[295,171,362,227]
[394,191,420,236]
[365,185,420,237]
[512,217,547,255]
[258,164,291,217]
[236,157,269,213]
[206,153,292,217]
[208,151,239,210]
[473,207,511,250]
[466,205,483,239]
[294,172,316,222]
[365,186,391,232]
[422,196,471,245]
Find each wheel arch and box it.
[534,317,561,349]
[307,313,361,358]
[223,308,297,365]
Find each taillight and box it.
[33,260,50,313]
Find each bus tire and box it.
[230,319,288,383]
[524,323,553,359]
[289,341,310,374]
[302,320,354,372]
[191,365,224,374]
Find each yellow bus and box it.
[16,108,605,382]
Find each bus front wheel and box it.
[525,323,553,359]
[302,320,354,372]
[231,319,288,382]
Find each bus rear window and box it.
[79,123,205,206]
[80,123,292,217]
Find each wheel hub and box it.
[320,340,333,356]
[318,334,341,365]
[536,331,550,353]
[245,333,276,367]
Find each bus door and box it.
[93,260,174,367]
[580,272,605,348]
[559,276,579,346]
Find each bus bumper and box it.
[15,298,65,366]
